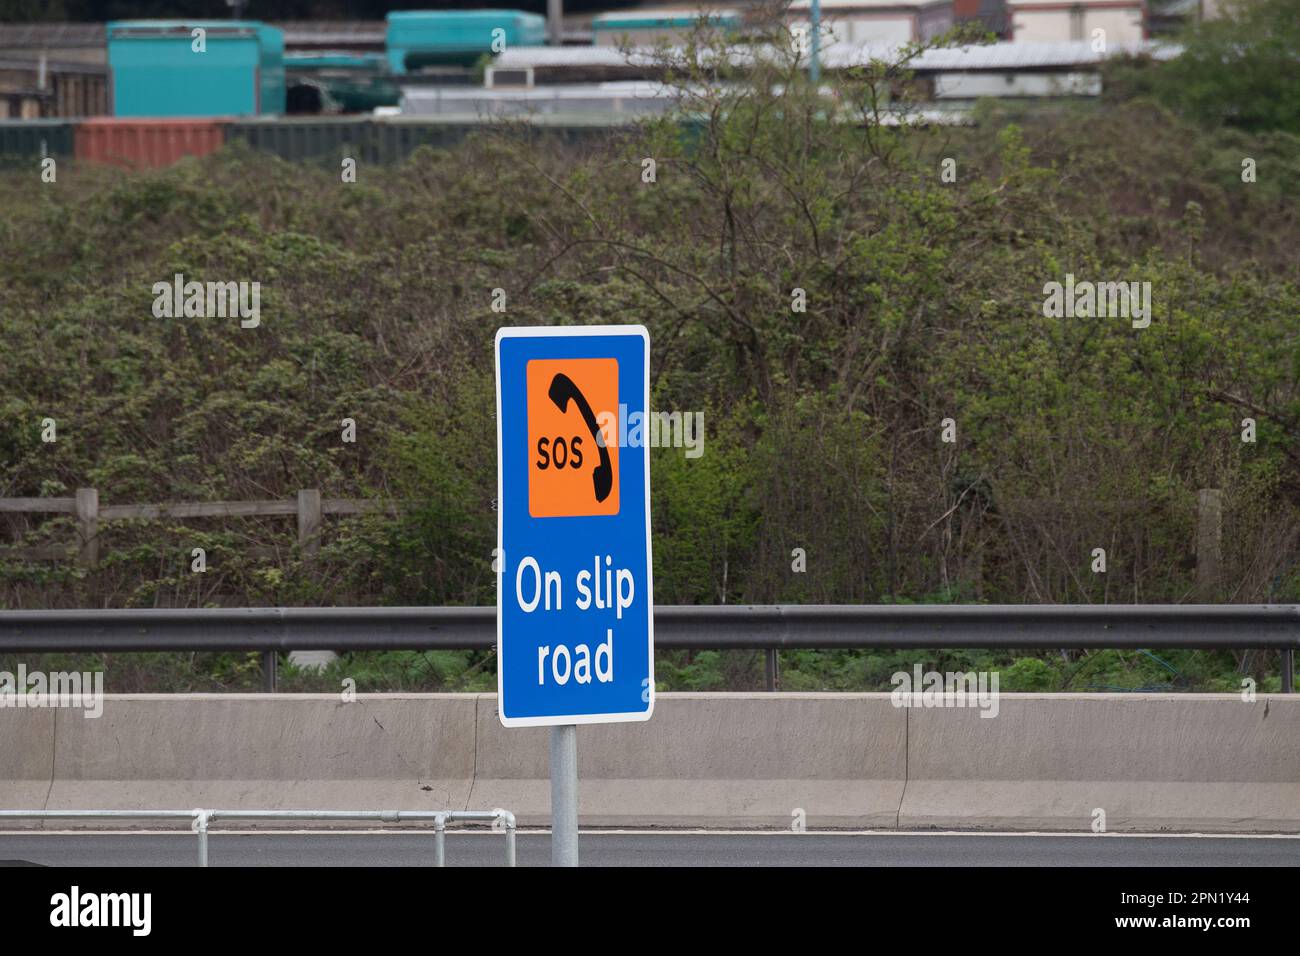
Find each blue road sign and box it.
[495,325,654,727]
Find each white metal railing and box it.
[0,808,517,867]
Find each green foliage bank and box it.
[2,18,1298,692]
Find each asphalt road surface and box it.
[0,831,1296,867]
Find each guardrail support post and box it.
[262,651,277,692]
[765,649,779,691]
[1284,648,1294,694]
[434,815,446,867]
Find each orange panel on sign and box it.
[527,358,620,518]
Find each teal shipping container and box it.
[385,10,545,73]
[107,20,285,117]
[591,10,742,46]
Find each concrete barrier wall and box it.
[0,708,53,813]
[901,694,1300,833]
[2,693,1296,832]
[46,694,477,815]
[470,694,905,827]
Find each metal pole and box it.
[505,824,517,867]
[1284,648,1294,693]
[547,0,563,46]
[549,724,578,867]
[765,648,779,691]
[195,811,209,867]
[810,0,821,85]
[434,815,446,867]
[262,650,277,692]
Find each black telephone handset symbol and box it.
[548,372,613,503]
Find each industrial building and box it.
[0,1,1195,166]
[0,55,106,119]
[0,2,1216,123]
[1005,0,1147,44]
[787,0,957,49]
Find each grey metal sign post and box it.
[550,724,579,866]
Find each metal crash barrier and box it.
[1,604,1295,692]
[0,808,517,867]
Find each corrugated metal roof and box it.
[1008,0,1138,5]
[401,82,972,124]
[0,56,106,74]
[495,46,661,68]
[0,20,385,49]
[831,40,1183,69]
[401,81,684,118]
[592,6,744,24]
[0,23,105,48]
[273,20,384,37]
[788,0,952,8]
[948,40,1178,68]
[496,39,1181,71]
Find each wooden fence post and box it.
[291,488,335,674]
[297,488,321,560]
[1196,488,1223,601]
[75,487,98,569]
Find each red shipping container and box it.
[74,118,227,168]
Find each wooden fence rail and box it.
[0,488,408,569]
[1,486,1230,596]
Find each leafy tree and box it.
[1109,0,1300,134]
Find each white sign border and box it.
[494,324,655,728]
